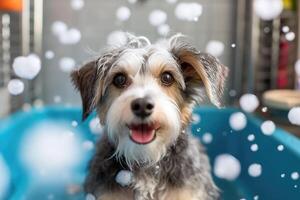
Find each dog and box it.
[71,33,228,200]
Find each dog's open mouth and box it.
[128,123,159,145]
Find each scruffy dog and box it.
[72,33,228,200]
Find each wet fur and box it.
[71,33,228,200]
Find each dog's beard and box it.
[105,92,181,169]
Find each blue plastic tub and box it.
[0,106,299,200]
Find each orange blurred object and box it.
[0,0,22,12]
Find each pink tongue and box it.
[130,129,155,144]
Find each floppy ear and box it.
[71,61,98,120]
[169,35,228,107]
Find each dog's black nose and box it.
[131,97,154,118]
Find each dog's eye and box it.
[161,72,174,86]
[113,73,127,88]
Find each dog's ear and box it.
[71,61,98,120]
[169,34,228,107]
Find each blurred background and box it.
[0,0,300,200]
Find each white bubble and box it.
[250,144,259,152]
[254,195,259,200]
[175,2,202,21]
[247,134,255,141]
[214,154,241,181]
[248,163,262,177]
[54,95,61,103]
[281,173,285,178]
[239,94,259,113]
[166,0,177,3]
[89,117,103,134]
[33,99,44,108]
[288,107,300,126]
[22,103,32,112]
[277,144,284,151]
[20,123,83,175]
[0,155,10,200]
[229,89,237,97]
[282,25,290,33]
[116,6,131,21]
[149,10,167,26]
[192,114,201,124]
[261,120,275,135]
[291,172,299,180]
[71,121,78,127]
[254,0,283,20]
[71,0,84,10]
[295,60,300,76]
[286,32,295,41]
[86,193,96,200]
[59,28,81,44]
[59,57,76,73]
[82,140,94,151]
[7,79,24,95]
[128,0,137,4]
[13,54,41,80]
[205,40,225,57]
[202,132,213,144]
[229,112,247,131]
[52,21,67,35]
[231,43,236,48]
[45,50,54,59]
[107,31,128,47]
[157,24,170,36]
[115,170,134,187]
[262,107,268,112]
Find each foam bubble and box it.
[288,107,300,126]
[175,2,202,21]
[45,50,54,59]
[247,134,255,141]
[229,112,247,131]
[254,0,283,20]
[116,6,131,21]
[277,144,284,151]
[89,117,103,134]
[149,10,167,26]
[7,79,24,95]
[115,170,134,186]
[13,54,41,80]
[286,32,295,41]
[261,120,275,135]
[248,163,262,177]
[250,144,259,152]
[291,172,299,180]
[59,57,76,73]
[71,0,84,10]
[157,24,170,36]
[239,94,259,113]
[205,40,225,57]
[51,21,67,35]
[202,132,213,144]
[214,154,241,180]
[107,31,128,47]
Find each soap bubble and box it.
[45,50,54,59]
[51,21,67,35]
[157,24,170,36]
[0,155,10,200]
[291,172,299,180]
[261,120,275,135]
[286,32,295,41]
[247,134,255,141]
[166,0,177,3]
[239,94,259,113]
[248,163,262,177]
[250,144,259,152]
[115,170,134,187]
[192,114,201,124]
[20,123,83,176]
[229,112,247,131]
[107,31,128,47]
[13,54,41,79]
[86,193,96,200]
[82,140,94,151]
[53,95,61,103]
[89,117,103,134]
[71,0,84,10]
[205,40,225,57]
[277,144,284,151]
[59,28,81,44]
[7,79,24,95]
[254,0,283,20]
[149,10,167,27]
[288,107,300,126]
[202,132,213,144]
[214,154,241,181]
[116,6,131,21]
[282,26,290,33]
[231,43,236,48]
[59,57,76,73]
[175,2,202,21]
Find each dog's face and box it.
[72,34,228,167]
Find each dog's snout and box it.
[131,97,154,118]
